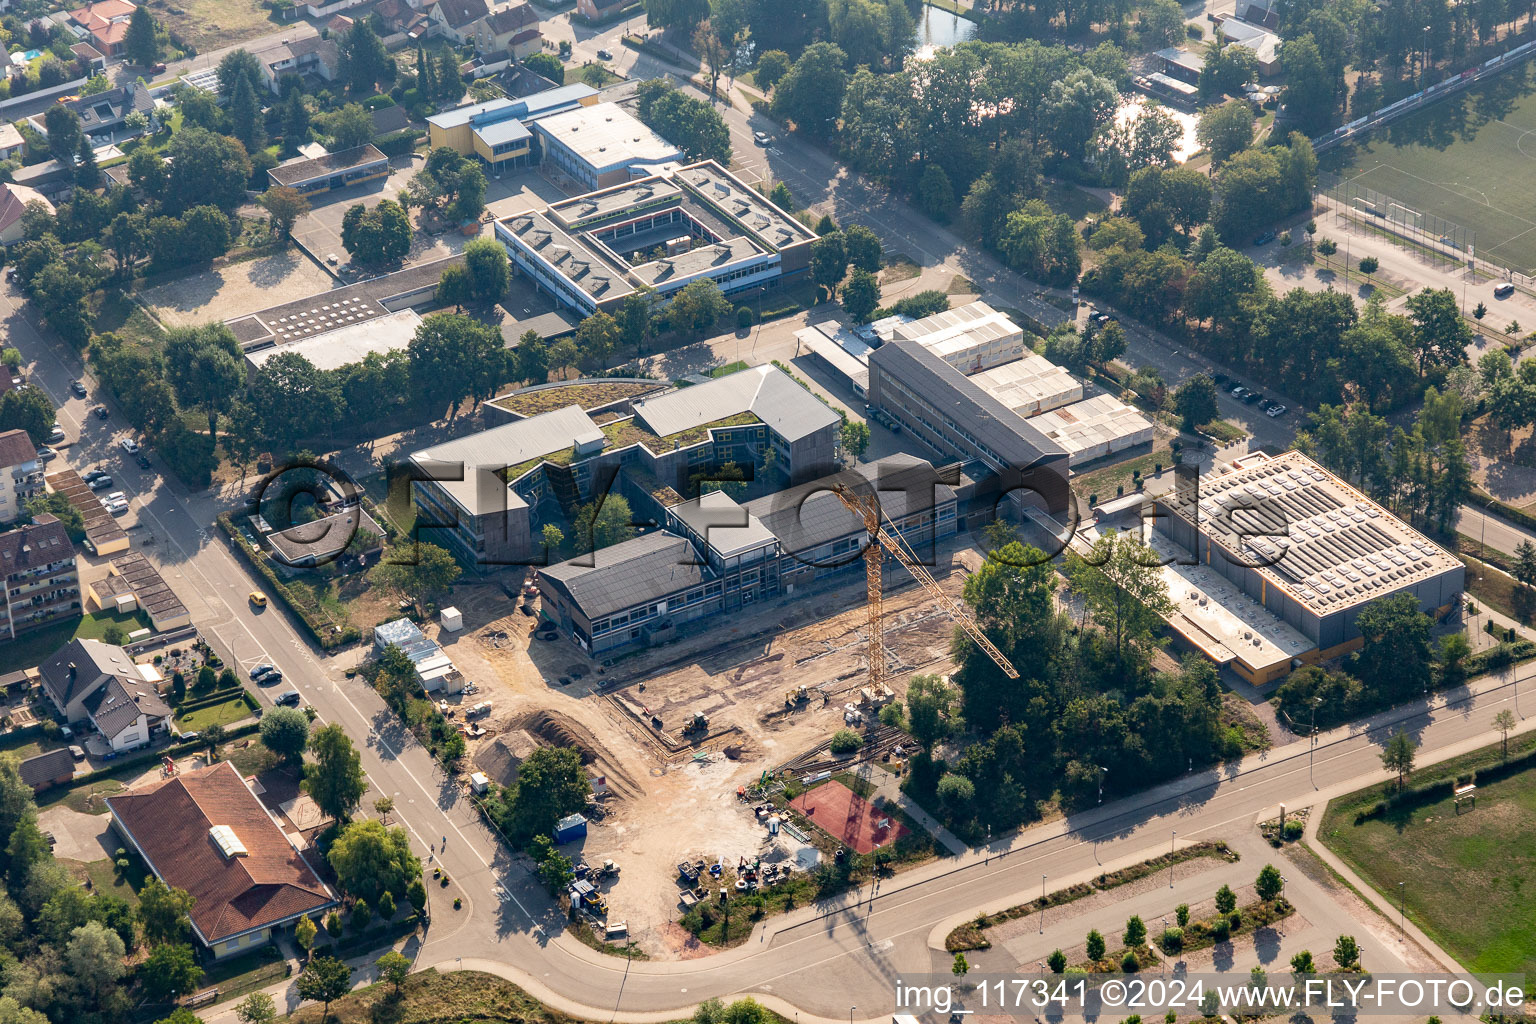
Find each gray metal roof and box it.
[475,117,531,148]
[632,365,839,444]
[539,531,709,619]
[869,341,1067,470]
[412,405,603,516]
[669,491,776,559]
[745,454,956,558]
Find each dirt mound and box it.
[515,708,645,802]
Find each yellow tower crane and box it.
[832,484,1019,689]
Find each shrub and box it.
[829,729,862,755]
[1048,949,1067,972]
[1211,916,1230,941]
[1227,909,1242,929]
[1282,819,1304,840]
[1121,950,1139,972]
[736,306,753,329]
[1159,927,1184,953]
[1175,903,1189,927]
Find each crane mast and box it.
[832,485,1020,689]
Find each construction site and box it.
[423,523,1000,957]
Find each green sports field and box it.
[1321,60,1536,274]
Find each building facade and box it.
[0,429,43,524]
[0,515,79,640]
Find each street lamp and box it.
[1169,830,1176,887]
[1097,765,1106,804]
[1421,25,1432,90]
[850,1007,857,1024]
[1039,874,1047,932]
[1399,882,1406,937]
[1309,696,1323,789]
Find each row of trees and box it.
[635,80,732,163]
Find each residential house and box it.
[34,81,155,143]
[576,0,630,22]
[473,2,541,59]
[429,0,491,43]
[18,748,74,792]
[0,181,49,247]
[0,515,79,640]
[39,638,169,751]
[252,34,338,94]
[0,122,22,163]
[68,0,136,57]
[107,760,338,959]
[376,0,432,42]
[69,41,106,73]
[0,429,42,522]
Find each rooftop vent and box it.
[208,825,248,859]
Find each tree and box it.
[541,523,565,560]
[842,269,880,323]
[1066,532,1174,667]
[952,951,970,977]
[338,20,389,94]
[303,723,367,822]
[1086,929,1107,961]
[44,106,84,168]
[1124,914,1147,948]
[167,127,253,212]
[136,875,194,946]
[905,673,959,751]
[1290,949,1315,976]
[1354,593,1432,699]
[772,42,848,135]
[1173,374,1220,432]
[1359,255,1379,279]
[407,312,504,416]
[341,200,412,266]
[1139,0,1187,47]
[769,182,795,212]
[463,237,510,301]
[483,745,590,848]
[1197,100,1254,167]
[371,541,462,600]
[218,49,263,98]
[437,263,472,311]
[297,956,352,1023]
[260,706,310,766]
[0,386,56,447]
[841,419,870,460]
[376,951,410,995]
[283,89,312,150]
[230,73,264,153]
[406,878,427,915]
[667,278,731,334]
[328,819,420,904]
[75,134,100,189]
[1199,40,1259,98]
[124,5,159,66]
[1405,287,1472,378]
[756,49,790,92]
[403,147,487,222]
[165,322,246,441]
[139,942,201,1001]
[918,164,956,221]
[1281,34,1332,132]
[1255,863,1283,901]
[633,80,732,163]
[575,310,620,370]
[842,224,881,273]
[295,913,318,958]
[694,20,730,97]
[811,231,848,297]
[25,493,83,541]
[66,920,126,1000]
[524,51,563,85]
[1495,708,1516,757]
[1215,883,1236,914]
[128,148,168,201]
[517,331,550,384]
[529,834,575,893]
[1044,69,1119,163]
[259,186,310,240]
[1380,730,1417,788]
[320,103,375,151]
[235,993,278,1024]
[572,493,636,553]
[1331,934,1359,970]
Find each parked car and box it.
[1495,282,1515,299]
[93,406,109,420]
[259,669,282,686]
[69,379,87,398]
[1230,386,1249,399]
[274,688,301,706]
[251,664,275,681]
[136,454,151,470]
[1243,392,1262,404]
[119,438,139,454]
[596,47,613,59]
[1253,231,1277,246]
[248,590,267,608]
[754,130,771,145]
[48,425,65,443]
[88,476,113,490]
[69,745,85,761]
[1228,381,1245,394]
[106,501,128,516]
[36,446,55,462]
[1266,404,1288,417]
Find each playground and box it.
[1320,59,1536,274]
[788,779,910,854]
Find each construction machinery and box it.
[785,684,809,707]
[832,484,1019,688]
[683,711,709,735]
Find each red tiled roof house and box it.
[106,761,337,958]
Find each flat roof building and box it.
[1151,450,1464,678]
[530,102,682,190]
[498,160,817,315]
[968,354,1083,418]
[426,84,598,172]
[244,309,422,373]
[266,143,389,194]
[867,340,1071,516]
[795,320,873,395]
[891,301,1026,374]
[411,364,840,568]
[1029,393,1154,466]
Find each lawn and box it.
[62,855,148,905]
[1318,733,1536,975]
[174,695,255,732]
[281,968,696,1024]
[157,0,281,52]
[0,609,154,674]
[1318,60,1536,274]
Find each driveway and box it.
[38,805,117,863]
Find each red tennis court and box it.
[788,780,909,854]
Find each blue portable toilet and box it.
[553,813,588,844]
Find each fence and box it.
[1313,38,1536,153]
[1315,170,1536,288]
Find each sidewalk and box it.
[855,762,967,856]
